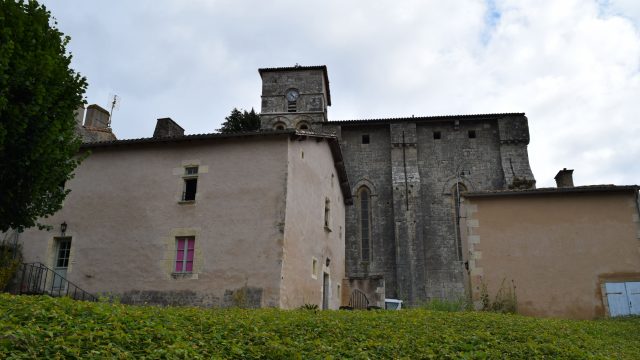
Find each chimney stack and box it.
[554,168,574,188]
[153,117,184,138]
[84,104,111,128]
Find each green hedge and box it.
[1,294,639,359]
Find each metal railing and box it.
[17,262,97,302]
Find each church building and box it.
[258,65,535,304]
[12,65,639,318]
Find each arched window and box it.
[451,182,467,261]
[273,122,286,130]
[359,187,372,261]
[297,122,310,130]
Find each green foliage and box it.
[0,238,22,290]
[419,297,472,312]
[299,303,319,311]
[509,176,536,189]
[2,294,640,359]
[217,108,261,133]
[0,0,87,232]
[481,278,518,314]
[231,287,247,308]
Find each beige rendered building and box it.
[461,170,640,319]
[18,120,351,309]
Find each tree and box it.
[0,0,87,232]
[217,108,261,133]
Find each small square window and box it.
[468,130,476,139]
[185,166,198,175]
[362,134,370,144]
[433,131,441,140]
[175,237,195,273]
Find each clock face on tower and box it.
[286,89,300,102]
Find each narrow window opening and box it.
[452,183,467,261]
[312,258,318,278]
[360,187,371,261]
[433,131,441,140]
[468,130,476,139]
[287,101,297,112]
[362,134,370,144]
[182,166,199,202]
[175,237,195,273]
[324,198,331,229]
[183,178,197,201]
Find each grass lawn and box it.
[1,294,639,359]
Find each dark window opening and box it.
[183,178,197,201]
[433,131,441,140]
[468,130,476,139]
[452,183,467,261]
[360,187,371,261]
[324,198,331,229]
[185,166,198,175]
[287,101,297,112]
[362,134,370,144]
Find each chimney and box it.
[554,168,574,188]
[153,117,184,138]
[74,105,86,128]
[84,104,111,128]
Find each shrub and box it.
[1,294,640,358]
[480,278,518,314]
[0,239,22,291]
[419,297,471,312]
[299,303,319,311]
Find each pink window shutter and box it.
[186,239,195,272]
[175,238,186,272]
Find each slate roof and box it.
[463,185,640,198]
[327,112,525,125]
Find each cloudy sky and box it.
[40,0,639,187]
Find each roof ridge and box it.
[328,112,525,123]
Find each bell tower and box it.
[258,65,331,130]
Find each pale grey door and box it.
[53,238,71,292]
[626,282,640,315]
[605,282,640,317]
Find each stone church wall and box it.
[323,115,534,305]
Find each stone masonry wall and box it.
[323,115,534,305]
[326,124,399,298]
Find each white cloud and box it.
[40,0,640,186]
